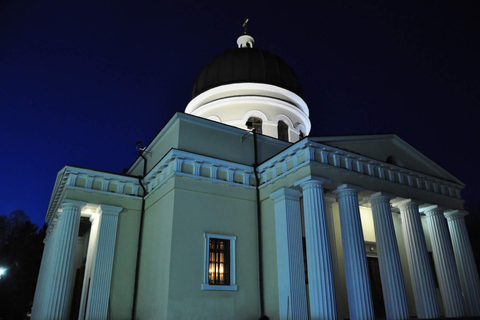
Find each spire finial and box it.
[242,18,249,34]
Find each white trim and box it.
[273,114,294,129]
[202,233,237,291]
[189,95,311,135]
[186,83,309,116]
[243,110,269,123]
[207,115,221,122]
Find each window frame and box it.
[202,233,237,291]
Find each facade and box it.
[32,33,480,320]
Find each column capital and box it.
[96,204,123,216]
[61,199,87,210]
[419,205,445,217]
[333,184,363,196]
[391,198,422,210]
[270,187,302,202]
[364,191,395,203]
[444,209,468,220]
[294,175,331,188]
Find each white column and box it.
[334,184,375,320]
[44,200,85,319]
[296,176,337,319]
[270,188,308,320]
[85,205,122,320]
[31,219,58,319]
[366,192,409,320]
[394,199,439,319]
[422,205,466,317]
[444,210,480,316]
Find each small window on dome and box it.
[247,117,262,134]
[386,155,403,167]
[277,120,289,142]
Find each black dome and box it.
[191,47,302,99]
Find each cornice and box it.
[45,137,464,224]
[46,166,140,224]
[144,149,256,198]
[257,138,464,201]
[311,134,463,186]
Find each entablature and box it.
[257,138,464,203]
[46,166,140,224]
[144,149,256,199]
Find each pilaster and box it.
[296,176,337,319]
[270,188,308,320]
[444,210,480,316]
[394,199,439,319]
[334,184,374,320]
[366,192,409,319]
[422,205,466,317]
[78,213,101,320]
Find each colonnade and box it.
[271,176,480,320]
[31,200,122,320]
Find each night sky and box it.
[1,1,479,228]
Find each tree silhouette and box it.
[0,210,46,320]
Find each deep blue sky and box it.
[1,1,479,228]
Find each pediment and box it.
[310,134,463,186]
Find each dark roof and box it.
[191,47,302,99]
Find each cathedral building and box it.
[32,31,480,320]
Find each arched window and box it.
[247,117,262,134]
[277,120,289,141]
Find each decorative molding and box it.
[143,149,255,198]
[46,167,140,224]
[46,138,463,224]
[257,139,463,200]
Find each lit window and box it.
[202,233,237,291]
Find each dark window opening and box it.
[208,238,230,285]
[277,120,289,142]
[386,155,403,167]
[367,257,386,318]
[247,117,263,135]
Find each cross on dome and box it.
[237,18,254,48]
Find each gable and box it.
[311,134,463,186]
